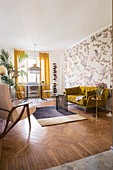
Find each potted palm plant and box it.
[0,49,27,91]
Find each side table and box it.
[91,97,102,118]
[56,94,68,112]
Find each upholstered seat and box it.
[68,95,87,106]
[0,84,36,137]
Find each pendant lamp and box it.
[28,44,41,74]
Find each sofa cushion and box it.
[86,90,96,100]
[68,95,79,102]
[79,87,87,95]
[68,95,87,106]
[75,98,87,106]
[65,87,79,95]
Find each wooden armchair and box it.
[0,84,36,138]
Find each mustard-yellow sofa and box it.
[64,86,109,110]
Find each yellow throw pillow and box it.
[65,87,79,95]
[86,90,96,100]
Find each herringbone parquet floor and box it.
[0,99,112,170]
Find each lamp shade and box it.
[28,64,41,74]
[28,44,41,74]
[0,65,7,75]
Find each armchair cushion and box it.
[0,84,37,138]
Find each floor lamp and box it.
[0,65,7,83]
[101,64,112,117]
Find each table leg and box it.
[96,98,98,119]
[27,86,28,100]
[56,96,58,110]
[41,86,42,99]
[41,85,47,101]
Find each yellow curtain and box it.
[39,53,50,98]
[14,50,25,99]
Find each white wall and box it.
[0,47,65,94]
[64,26,112,88]
[26,50,39,59]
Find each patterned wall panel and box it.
[64,26,112,88]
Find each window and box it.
[28,58,37,82]
[18,58,27,83]
[18,56,45,84]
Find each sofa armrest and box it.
[86,95,96,108]
[65,87,79,95]
[86,92,107,109]
[101,88,109,105]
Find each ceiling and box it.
[0,0,112,51]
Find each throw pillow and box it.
[65,87,79,95]
[86,90,96,100]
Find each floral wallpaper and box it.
[64,26,112,88]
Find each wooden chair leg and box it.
[2,115,10,134]
[0,106,26,138]
[26,105,31,129]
